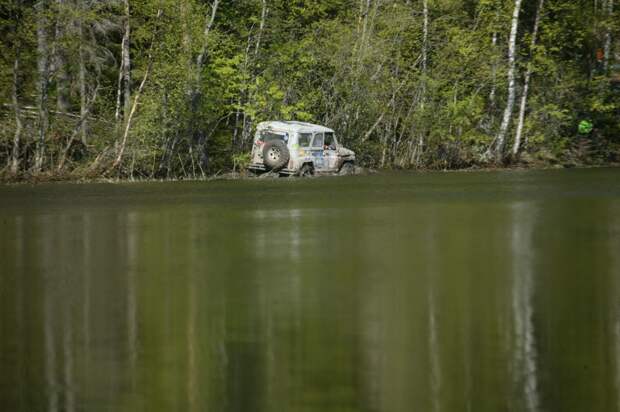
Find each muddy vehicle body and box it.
[248,121,356,176]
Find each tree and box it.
[34,0,50,172]
[0,0,618,180]
[188,0,220,173]
[115,0,131,123]
[54,0,71,114]
[6,0,25,174]
[10,47,23,175]
[512,0,545,157]
[603,0,615,73]
[489,0,523,162]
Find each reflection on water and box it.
[510,202,539,412]
[43,273,58,412]
[425,220,441,412]
[613,203,620,412]
[1,169,620,411]
[428,288,441,412]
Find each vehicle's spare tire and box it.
[262,140,290,171]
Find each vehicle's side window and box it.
[298,133,312,147]
[312,133,324,148]
[324,132,336,149]
[260,131,287,142]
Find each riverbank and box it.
[2,160,619,186]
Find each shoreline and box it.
[2,162,619,186]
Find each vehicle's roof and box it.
[256,121,334,134]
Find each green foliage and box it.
[0,0,619,180]
[231,152,251,172]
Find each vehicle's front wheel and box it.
[339,162,355,175]
[298,164,314,177]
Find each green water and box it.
[1,169,620,412]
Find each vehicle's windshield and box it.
[259,130,288,142]
[324,132,336,149]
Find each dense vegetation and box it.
[1,0,619,180]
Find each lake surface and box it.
[1,168,620,412]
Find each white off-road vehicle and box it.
[248,121,356,176]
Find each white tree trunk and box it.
[78,6,88,144]
[493,0,522,161]
[55,0,70,113]
[35,0,50,172]
[115,0,130,123]
[422,0,429,73]
[238,0,268,148]
[235,31,253,148]
[415,0,429,167]
[10,51,22,174]
[254,0,268,58]
[180,0,191,55]
[196,0,220,71]
[190,0,220,170]
[122,0,131,118]
[114,40,125,122]
[113,53,152,170]
[489,31,498,108]
[112,8,162,171]
[604,0,614,72]
[357,0,365,35]
[513,0,544,156]
[358,0,372,63]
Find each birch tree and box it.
[115,0,131,122]
[0,0,618,179]
[54,0,70,114]
[34,0,50,172]
[112,8,163,171]
[488,6,502,116]
[413,0,429,166]
[489,0,523,161]
[10,49,22,174]
[241,0,268,147]
[512,0,544,156]
[603,0,615,73]
[78,1,88,144]
[188,0,220,171]
[489,31,498,108]
[422,0,429,74]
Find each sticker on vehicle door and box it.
[312,151,324,168]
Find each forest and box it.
[0,0,618,181]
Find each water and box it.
[1,168,620,412]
